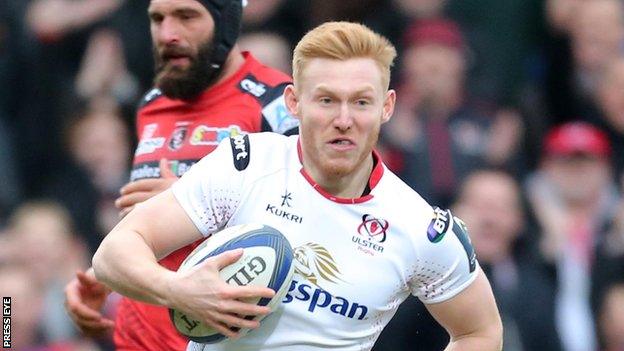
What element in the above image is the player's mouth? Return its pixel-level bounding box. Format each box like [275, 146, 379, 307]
[328, 138, 356, 151]
[164, 54, 191, 66]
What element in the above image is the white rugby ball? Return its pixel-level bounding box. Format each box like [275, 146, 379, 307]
[169, 223, 294, 343]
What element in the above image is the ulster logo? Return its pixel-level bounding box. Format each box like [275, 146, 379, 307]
[357, 214, 389, 243]
[352, 214, 389, 255]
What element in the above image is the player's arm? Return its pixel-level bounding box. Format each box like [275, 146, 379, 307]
[94, 139, 274, 337]
[426, 269, 502, 351]
[413, 207, 502, 350]
[93, 189, 274, 337]
[93, 189, 201, 305]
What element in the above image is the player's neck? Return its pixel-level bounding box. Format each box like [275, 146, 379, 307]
[211, 47, 245, 87]
[306, 155, 374, 199]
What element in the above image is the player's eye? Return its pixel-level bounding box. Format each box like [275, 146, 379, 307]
[176, 10, 200, 21]
[319, 97, 332, 105]
[149, 13, 164, 24]
[355, 99, 371, 107]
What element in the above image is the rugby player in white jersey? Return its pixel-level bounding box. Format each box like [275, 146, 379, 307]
[92, 21, 503, 350]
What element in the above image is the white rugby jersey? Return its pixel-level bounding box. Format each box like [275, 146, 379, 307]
[171, 133, 479, 351]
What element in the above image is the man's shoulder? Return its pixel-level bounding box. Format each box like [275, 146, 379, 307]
[236, 54, 291, 107]
[137, 88, 165, 110]
[234, 58, 299, 135]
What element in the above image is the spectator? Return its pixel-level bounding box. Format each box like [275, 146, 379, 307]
[386, 0, 448, 73]
[12, 0, 127, 200]
[43, 99, 131, 254]
[74, 29, 140, 108]
[381, 19, 523, 206]
[5, 200, 93, 347]
[526, 122, 621, 351]
[545, 0, 624, 122]
[108, 0, 152, 97]
[65, 100, 131, 234]
[454, 169, 562, 351]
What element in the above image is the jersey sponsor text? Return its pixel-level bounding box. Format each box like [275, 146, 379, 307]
[282, 280, 368, 320]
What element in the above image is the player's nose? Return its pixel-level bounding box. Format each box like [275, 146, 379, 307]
[333, 103, 352, 131]
[155, 17, 182, 45]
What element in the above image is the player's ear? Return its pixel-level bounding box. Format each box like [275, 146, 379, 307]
[284, 84, 300, 120]
[381, 89, 396, 124]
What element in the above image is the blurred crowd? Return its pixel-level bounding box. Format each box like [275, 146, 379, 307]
[0, 0, 623, 350]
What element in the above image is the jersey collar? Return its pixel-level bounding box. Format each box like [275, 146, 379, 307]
[296, 138, 384, 204]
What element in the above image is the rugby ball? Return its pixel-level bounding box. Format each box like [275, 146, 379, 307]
[169, 223, 294, 343]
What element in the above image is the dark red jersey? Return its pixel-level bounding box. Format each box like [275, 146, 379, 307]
[113, 52, 298, 351]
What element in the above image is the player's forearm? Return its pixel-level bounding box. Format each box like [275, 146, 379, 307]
[92, 228, 174, 307]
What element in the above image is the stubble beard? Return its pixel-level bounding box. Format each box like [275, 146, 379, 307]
[306, 125, 380, 180]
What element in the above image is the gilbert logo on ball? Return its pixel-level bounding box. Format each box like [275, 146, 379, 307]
[169, 223, 294, 343]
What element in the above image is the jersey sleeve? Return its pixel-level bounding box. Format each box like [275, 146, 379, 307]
[409, 207, 479, 304]
[260, 82, 299, 135]
[171, 135, 252, 237]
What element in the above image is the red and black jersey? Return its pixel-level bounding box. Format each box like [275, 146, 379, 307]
[114, 52, 299, 351]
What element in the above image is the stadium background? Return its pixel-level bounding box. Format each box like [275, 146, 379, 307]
[0, 0, 623, 350]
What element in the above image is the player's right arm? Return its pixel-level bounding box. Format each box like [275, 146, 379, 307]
[93, 189, 274, 338]
[92, 139, 275, 337]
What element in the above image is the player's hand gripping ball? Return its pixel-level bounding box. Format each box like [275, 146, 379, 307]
[169, 223, 294, 343]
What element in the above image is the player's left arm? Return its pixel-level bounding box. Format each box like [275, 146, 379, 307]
[426, 269, 502, 351]
[413, 207, 502, 350]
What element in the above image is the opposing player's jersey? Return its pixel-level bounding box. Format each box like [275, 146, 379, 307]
[172, 133, 479, 351]
[114, 53, 299, 351]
